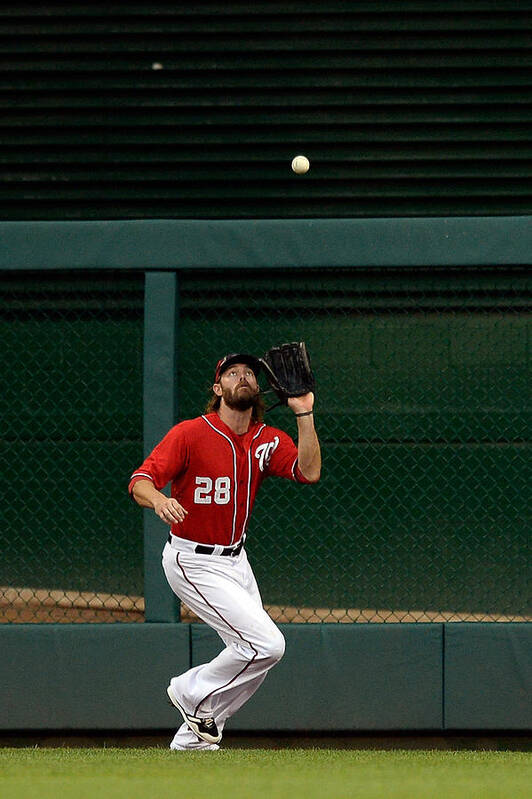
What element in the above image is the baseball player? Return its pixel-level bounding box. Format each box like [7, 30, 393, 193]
[129, 352, 321, 750]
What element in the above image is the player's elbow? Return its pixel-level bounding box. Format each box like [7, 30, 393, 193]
[130, 478, 153, 506]
[130, 482, 141, 503]
[301, 466, 321, 483]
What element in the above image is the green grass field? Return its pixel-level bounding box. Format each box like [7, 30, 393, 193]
[0, 748, 530, 799]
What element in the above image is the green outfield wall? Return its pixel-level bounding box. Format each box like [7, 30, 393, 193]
[2, 0, 531, 735]
[1, 623, 530, 730]
[1, 218, 530, 731]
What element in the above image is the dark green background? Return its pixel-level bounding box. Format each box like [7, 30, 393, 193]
[0, 0, 530, 733]
[1, 268, 529, 617]
[176, 268, 530, 617]
[2, 267, 529, 618]
[1, 1, 532, 219]
[0, 273, 145, 597]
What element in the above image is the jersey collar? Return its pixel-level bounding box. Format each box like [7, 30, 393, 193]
[203, 412, 264, 443]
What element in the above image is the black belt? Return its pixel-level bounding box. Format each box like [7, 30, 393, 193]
[168, 534, 244, 558]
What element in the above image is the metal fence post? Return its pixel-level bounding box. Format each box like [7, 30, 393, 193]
[143, 271, 180, 622]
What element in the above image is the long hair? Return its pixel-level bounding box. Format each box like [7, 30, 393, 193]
[205, 391, 265, 422]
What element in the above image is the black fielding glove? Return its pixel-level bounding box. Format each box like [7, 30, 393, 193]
[260, 342, 315, 405]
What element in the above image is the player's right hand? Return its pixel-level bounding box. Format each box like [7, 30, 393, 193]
[154, 497, 188, 525]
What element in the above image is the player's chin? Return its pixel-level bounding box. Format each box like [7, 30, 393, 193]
[232, 398, 255, 411]
[227, 389, 258, 411]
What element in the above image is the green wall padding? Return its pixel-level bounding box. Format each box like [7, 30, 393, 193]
[191, 623, 443, 730]
[2, 218, 532, 270]
[0, 624, 190, 729]
[444, 623, 532, 729]
[2, 622, 530, 731]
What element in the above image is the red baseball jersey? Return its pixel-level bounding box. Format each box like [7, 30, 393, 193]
[128, 412, 311, 546]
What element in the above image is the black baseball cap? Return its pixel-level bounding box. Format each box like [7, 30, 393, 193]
[214, 353, 261, 382]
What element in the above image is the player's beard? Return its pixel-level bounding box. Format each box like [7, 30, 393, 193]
[222, 383, 260, 412]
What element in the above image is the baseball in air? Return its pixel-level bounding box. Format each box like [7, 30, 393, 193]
[291, 155, 310, 174]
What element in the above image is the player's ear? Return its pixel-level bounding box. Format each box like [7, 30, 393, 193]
[212, 382, 222, 397]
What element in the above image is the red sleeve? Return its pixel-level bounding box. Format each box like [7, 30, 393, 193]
[265, 427, 313, 484]
[128, 423, 189, 494]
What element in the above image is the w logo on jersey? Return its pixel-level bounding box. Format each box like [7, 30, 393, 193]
[255, 437, 279, 472]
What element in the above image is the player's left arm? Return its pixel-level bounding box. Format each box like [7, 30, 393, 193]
[287, 391, 321, 483]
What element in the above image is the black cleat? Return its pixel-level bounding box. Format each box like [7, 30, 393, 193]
[167, 684, 221, 745]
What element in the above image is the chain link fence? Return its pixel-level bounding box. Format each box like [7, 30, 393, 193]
[2, 266, 530, 624]
[177, 267, 531, 624]
[1, 272, 145, 622]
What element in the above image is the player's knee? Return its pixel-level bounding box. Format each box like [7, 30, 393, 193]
[263, 628, 285, 664]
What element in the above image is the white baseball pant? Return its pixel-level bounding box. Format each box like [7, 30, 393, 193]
[162, 537, 285, 750]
